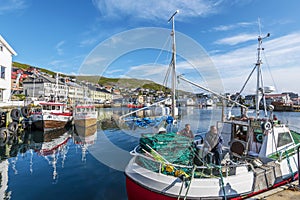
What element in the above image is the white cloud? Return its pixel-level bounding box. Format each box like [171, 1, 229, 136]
[214, 33, 257, 45]
[212, 32, 300, 94]
[0, 0, 27, 15]
[92, 0, 223, 21]
[213, 21, 256, 31]
[105, 69, 124, 75]
[55, 41, 65, 56]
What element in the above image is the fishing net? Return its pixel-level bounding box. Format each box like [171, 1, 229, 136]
[139, 132, 195, 166]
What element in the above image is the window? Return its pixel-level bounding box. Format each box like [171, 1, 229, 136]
[277, 132, 293, 148]
[0, 89, 3, 102]
[0, 45, 3, 51]
[0, 66, 5, 79]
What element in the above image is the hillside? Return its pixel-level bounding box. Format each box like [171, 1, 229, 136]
[12, 62, 166, 90]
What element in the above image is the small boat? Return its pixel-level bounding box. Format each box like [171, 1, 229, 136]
[73, 103, 98, 135]
[125, 13, 300, 200]
[29, 101, 73, 132]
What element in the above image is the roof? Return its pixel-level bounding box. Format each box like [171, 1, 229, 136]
[0, 35, 17, 56]
[265, 94, 288, 98]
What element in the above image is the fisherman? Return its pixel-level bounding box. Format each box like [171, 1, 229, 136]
[177, 124, 194, 138]
[203, 125, 223, 165]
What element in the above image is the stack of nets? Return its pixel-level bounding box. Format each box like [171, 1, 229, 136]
[140, 132, 195, 166]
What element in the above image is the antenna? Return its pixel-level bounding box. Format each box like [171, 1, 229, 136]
[168, 10, 179, 22]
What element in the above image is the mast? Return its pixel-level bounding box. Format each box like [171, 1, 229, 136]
[255, 32, 270, 118]
[55, 73, 59, 102]
[168, 10, 179, 118]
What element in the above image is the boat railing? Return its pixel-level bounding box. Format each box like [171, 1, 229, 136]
[130, 145, 251, 178]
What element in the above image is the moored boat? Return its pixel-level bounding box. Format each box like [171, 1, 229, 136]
[29, 101, 73, 132]
[125, 13, 300, 200]
[73, 103, 97, 135]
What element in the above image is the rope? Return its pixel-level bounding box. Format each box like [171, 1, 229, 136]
[183, 165, 196, 200]
[177, 179, 185, 200]
[285, 149, 294, 181]
[219, 166, 227, 200]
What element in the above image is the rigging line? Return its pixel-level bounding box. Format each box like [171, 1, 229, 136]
[161, 60, 172, 91]
[229, 64, 257, 111]
[153, 35, 172, 66]
[262, 50, 278, 92]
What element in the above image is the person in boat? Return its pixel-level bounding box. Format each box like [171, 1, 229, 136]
[177, 124, 194, 138]
[203, 125, 223, 165]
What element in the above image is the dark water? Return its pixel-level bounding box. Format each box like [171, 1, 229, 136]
[1, 107, 299, 200]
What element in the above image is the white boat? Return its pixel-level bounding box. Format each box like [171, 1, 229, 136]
[73, 103, 97, 135]
[30, 101, 73, 132]
[125, 14, 300, 200]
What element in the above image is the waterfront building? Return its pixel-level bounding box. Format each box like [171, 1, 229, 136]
[87, 85, 112, 104]
[23, 74, 69, 101]
[0, 35, 17, 102]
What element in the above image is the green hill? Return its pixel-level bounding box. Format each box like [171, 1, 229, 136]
[12, 62, 166, 90]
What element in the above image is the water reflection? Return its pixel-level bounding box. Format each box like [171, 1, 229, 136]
[0, 107, 299, 200]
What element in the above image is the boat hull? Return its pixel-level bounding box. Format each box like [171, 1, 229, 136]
[75, 123, 97, 137]
[31, 113, 72, 131]
[126, 176, 176, 200]
[74, 118, 97, 128]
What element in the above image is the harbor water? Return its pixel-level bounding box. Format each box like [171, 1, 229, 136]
[1, 107, 300, 200]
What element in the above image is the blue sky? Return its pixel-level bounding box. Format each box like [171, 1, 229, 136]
[1, 0, 300, 94]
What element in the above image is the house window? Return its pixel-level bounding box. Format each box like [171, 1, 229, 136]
[0, 45, 3, 51]
[0, 89, 3, 102]
[0, 66, 5, 79]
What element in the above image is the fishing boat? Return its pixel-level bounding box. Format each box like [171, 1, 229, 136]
[73, 103, 98, 135]
[125, 13, 300, 199]
[29, 101, 73, 132]
[29, 73, 73, 132]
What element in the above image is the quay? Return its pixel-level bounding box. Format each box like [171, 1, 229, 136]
[249, 180, 300, 199]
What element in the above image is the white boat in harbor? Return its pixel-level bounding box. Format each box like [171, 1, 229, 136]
[30, 101, 73, 132]
[73, 103, 97, 136]
[125, 13, 300, 200]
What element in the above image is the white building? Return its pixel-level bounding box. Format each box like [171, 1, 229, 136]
[0, 35, 17, 102]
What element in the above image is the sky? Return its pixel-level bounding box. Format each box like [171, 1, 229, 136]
[1, 0, 300, 95]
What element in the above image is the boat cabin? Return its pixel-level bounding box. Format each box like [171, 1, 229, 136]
[39, 102, 70, 114]
[217, 118, 296, 162]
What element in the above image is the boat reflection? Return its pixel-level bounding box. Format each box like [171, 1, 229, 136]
[30, 128, 72, 181]
[73, 125, 97, 162]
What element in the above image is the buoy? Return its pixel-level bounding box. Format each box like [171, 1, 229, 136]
[0, 127, 10, 146]
[263, 122, 272, 131]
[10, 109, 21, 122]
[8, 121, 19, 134]
[256, 133, 263, 142]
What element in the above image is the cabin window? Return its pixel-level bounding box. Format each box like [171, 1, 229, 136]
[233, 124, 248, 141]
[43, 105, 51, 110]
[277, 132, 293, 148]
[56, 106, 60, 110]
[52, 106, 55, 110]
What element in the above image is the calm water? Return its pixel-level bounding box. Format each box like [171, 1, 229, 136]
[1, 107, 300, 200]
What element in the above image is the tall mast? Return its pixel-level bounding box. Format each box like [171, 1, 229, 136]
[168, 10, 179, 118]
[255, 32, 270, 118]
